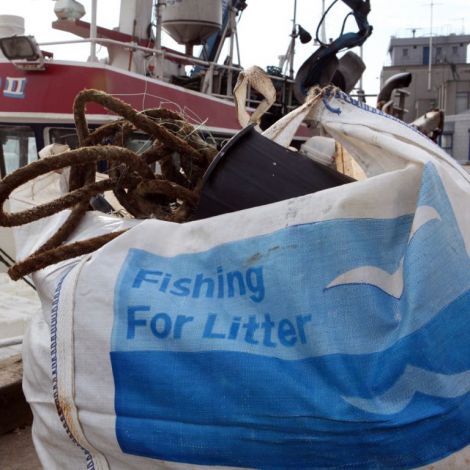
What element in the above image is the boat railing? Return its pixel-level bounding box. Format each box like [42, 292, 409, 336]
[0, 336, 23, 349]
[37, 38, 298, 112]
[0, 247, 35, 290]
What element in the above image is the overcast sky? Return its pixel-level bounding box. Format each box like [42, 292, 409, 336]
[1, 0, 470, 96]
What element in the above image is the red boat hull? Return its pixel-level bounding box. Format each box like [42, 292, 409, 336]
[0, 60, 312, 139]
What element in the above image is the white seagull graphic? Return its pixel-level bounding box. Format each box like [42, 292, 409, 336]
[326, 206, 441, 299]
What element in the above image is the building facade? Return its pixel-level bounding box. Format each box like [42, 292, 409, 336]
[381, 34, 470, 163]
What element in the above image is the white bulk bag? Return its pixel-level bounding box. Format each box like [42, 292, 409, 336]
[14, 91, 470, 469]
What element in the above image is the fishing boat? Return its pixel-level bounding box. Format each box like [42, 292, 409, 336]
[0, 0, 370, 444]
[0, 0, 323, 273]
[0, 0, 374, 365]
[0, 0, 315, 171]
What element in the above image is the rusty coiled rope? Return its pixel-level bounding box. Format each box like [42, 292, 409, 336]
[0, 89, 217, 280]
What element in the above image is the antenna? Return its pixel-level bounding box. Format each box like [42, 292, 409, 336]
[428, 1, 434, 91]
[424, 1, 442, 91]
[451, 17, 465, 34]
[405, 27, 424, 38]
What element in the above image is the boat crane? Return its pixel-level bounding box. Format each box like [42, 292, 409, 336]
[294, 0, 373, 102]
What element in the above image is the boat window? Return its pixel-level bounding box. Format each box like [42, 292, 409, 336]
[49, 128, 155, 154]
[126, 134, 153, 154]
[49, 127, 161, 173]
[48, 128, 224, 173]
[48, 128, 80, 149]
[126, 133, 160, 173]
[0, 125, 37, 177]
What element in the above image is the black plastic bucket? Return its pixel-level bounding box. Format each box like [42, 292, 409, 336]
[192, 124, 355, 220]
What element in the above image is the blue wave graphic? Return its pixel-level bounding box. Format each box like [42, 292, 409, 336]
[111, 163, 470, 468]
[343, 365, 470, 415]
[326, 206, 442, 299]
[112, 289, 470, 468]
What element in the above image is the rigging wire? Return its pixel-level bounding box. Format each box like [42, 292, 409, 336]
[316, 0, 360, 49]
[315, 0, 340, 46]
[340, 11, 354, 36]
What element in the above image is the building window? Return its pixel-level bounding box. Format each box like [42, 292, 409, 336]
[423, 46, 430, 65]
[440, 132, 453, 155]
[452, 46, 459, 55]
[456, 92, 470, 114]
[402, 48, 408, 57]
[468, 130, 470, 162]
[436, 47, 442, 55]
[49, 127, 79, 149]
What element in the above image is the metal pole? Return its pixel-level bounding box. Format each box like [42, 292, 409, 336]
[0, 336, 22, 349]
[428, 1, 434, 91]
[359, 45, 364, 90]
[90, 0, 98, 62]
[321, 0, 327, 43]
[212, 14, 231, 64]
[155, 0, 164, 80]
[234, 23, 241, 65]
[227, 4, 235, 96]
[289, 0, 297, 79]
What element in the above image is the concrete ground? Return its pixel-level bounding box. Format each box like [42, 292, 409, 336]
[0, 273, 40, 344]
[0, 352, 39, 469]
[0, 273, 41, 469]
[0, 426, 41, 469]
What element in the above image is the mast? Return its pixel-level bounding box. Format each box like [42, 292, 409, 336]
[289, 0, 298, 79]
[89, 0, 98, 62]
[321, 0, 327, 43]
[359, 45, 364, 90]
[427, 0, 434, 91]
[155, 0, 164, 80]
